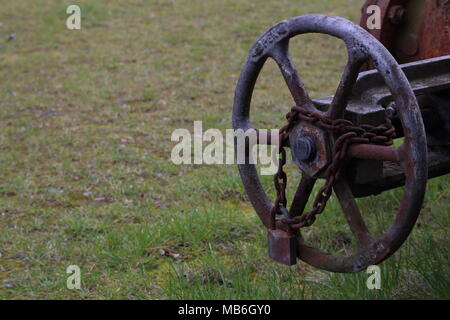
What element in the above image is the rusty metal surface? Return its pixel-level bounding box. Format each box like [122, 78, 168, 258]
[232, 14, 428, 273]
[360, 0, 450, 64]
[360, 0, 409, 60]
[268, 229, 297, 266]
[418, 0, 450, 61]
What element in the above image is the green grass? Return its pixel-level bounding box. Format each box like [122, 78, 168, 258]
[0, 0, 449, 299]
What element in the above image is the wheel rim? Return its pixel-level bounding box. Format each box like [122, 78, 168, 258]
[232, 14, 428, 273]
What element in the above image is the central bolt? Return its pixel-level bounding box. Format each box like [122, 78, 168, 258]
[293, 135, 316, 162]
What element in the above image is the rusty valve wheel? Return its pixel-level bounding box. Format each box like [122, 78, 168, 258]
[232, 15, 428, 273]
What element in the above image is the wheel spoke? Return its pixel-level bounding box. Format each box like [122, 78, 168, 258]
[289, 175, 317, 217]
[348, 144, 404, 164]
[327, 57, 365, 119]
[270, 41, 315, 111]
[333, 178, 373, 247]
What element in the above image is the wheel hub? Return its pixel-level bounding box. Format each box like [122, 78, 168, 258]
[289, 121, 331, 178]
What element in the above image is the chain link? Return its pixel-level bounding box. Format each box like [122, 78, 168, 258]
[272, 106, 396, 231]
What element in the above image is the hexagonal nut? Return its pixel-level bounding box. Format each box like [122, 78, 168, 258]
[289, 121, 331, 178]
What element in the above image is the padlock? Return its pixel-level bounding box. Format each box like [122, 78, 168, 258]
[268, 206, 297, 266]
[268, 228, 297, 266]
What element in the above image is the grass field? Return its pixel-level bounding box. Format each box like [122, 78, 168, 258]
[0, 0, 448, 299]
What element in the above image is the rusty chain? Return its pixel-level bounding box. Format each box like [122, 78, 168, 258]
[272, 106, 396, 231]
